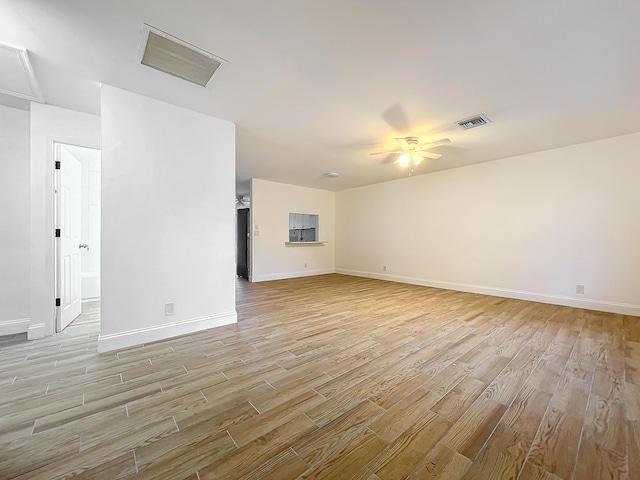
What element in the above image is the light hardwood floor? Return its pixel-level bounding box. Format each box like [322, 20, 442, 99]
[1, 274, 638, 479]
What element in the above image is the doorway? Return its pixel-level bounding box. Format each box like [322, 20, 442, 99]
[236, 208, 250, 280]
[54, 143, 101, 332]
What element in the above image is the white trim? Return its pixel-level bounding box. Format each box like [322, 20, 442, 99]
[97, 311, 238, 352]
[27, 323, 46, 340]
[0, 318, 30, 336]
[251, 268, 335, 283]
[336, 269, 640, 316]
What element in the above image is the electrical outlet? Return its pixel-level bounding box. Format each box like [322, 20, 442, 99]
[383, 265, 387, 272]
[304, 262, 307, 268]
[165, 302, 175, 316]
[576, 284, 585, 295]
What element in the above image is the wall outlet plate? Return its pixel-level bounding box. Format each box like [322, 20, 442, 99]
[576, 285, 585, 294]
[165, 302, 175, 315]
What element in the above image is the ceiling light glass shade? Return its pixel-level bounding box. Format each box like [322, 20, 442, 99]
[397, 154, 410, 167]
[412, 155, 423, 165]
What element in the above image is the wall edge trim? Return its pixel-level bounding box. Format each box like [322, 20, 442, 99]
[27, 322, 46, 340]
[97, 311, 237, 353]
[335, 269, 640, 316]
[0, 318, 30, 336]
[251, 268, 336, 283]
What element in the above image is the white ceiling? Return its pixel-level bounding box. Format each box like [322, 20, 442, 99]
[2, 1, 639, 195]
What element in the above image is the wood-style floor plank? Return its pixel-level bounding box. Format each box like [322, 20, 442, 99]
[296, 427, 387, 480]
[527, 407, 584, 479]
[368, 410, 451, 479]
[406, 443, 471, 479]
[292, 399, 385, 466]
[0, 275, 638, 479]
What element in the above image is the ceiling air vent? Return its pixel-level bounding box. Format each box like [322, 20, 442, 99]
[138, 24, 228, 88]
[0, 42, 43, 102]
[456, 114, 491, 130]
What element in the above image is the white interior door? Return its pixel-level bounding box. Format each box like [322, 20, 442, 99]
[57, 145, 82, 331]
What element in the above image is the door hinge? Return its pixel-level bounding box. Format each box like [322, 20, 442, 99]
[55, 298, 61, 307]
[55, 161, 61, 170]
[55, 228, 61, 237]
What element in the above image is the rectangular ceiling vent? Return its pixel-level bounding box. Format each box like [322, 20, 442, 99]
[138, 24, 228, 88]
[456, 114, 491, 130]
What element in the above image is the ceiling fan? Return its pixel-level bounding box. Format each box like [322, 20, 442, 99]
[370, 136, 451, 167]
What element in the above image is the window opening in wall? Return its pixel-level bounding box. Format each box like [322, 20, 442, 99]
[288, 213, 318, 242]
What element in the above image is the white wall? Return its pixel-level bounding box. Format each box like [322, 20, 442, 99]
[0, 105, 31, 335]
[251, 179, 335, 282]
[336, 132, 640, 316]
[99, 85, 236, 352]
[30, 103, 101, 338]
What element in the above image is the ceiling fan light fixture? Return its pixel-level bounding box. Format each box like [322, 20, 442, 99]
[373, 136, 450, 169]
[397, 154, 410, 167]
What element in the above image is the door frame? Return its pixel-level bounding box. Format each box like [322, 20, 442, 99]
[28, 109, 100, 340]
[236, 208, 250, 279]
[52, 140, 101, 333]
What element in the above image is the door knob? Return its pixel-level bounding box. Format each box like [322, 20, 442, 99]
[79, 243, 89, 251]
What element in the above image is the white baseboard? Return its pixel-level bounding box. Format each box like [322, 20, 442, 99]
[0, 318, 30, 336]
[27, 323, 46, 340]
[336, 269, 640, 316]
[97, 311, 238, 353]
[251, 268, 335, 283]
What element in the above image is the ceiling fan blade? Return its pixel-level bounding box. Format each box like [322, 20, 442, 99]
[414, 151, 442, 160]
[370, 150, 403, 156]
[381, 104, 411, 133]
[416, 138, 451, 149]
[381, 153, 396, 164]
